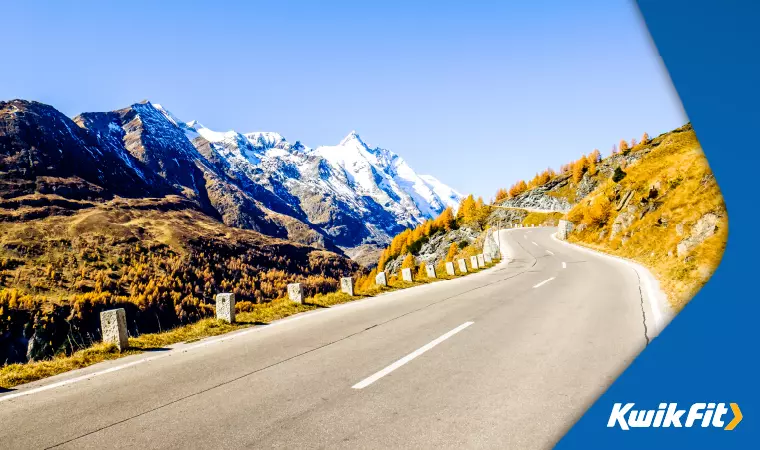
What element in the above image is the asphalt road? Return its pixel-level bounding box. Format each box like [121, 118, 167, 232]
[0, 227, 660, 449]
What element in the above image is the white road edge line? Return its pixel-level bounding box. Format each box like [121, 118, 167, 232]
[562, 261, 567, 269]
[352, 321, 474, 390]
[546, 250, 554, 255]
[533, 277, 555, 288]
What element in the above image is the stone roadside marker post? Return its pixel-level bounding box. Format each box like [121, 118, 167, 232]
[425, 264, 437, 279]
[100, 308, 128, 351]
[470, 255, 479, 270]
[375, 271, 388, 286]
[477, 254, 486, 267]
[458, 258, 468, 273]
[288, 283, 304, 304]
[401, 267, 414, 282]
[558, 219, 574, 240]
[445, 261, 456, 276]
[484, 253, 493, 264]
[215, 293, 235, 323]
[341, 277, 354, 296]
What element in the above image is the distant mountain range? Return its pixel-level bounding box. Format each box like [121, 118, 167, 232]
[0, 99, 462, 255]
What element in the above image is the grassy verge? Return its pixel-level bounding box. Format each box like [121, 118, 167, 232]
[0, 260, 498, 389]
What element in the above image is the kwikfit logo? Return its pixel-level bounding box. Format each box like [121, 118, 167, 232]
[608, 403, 742, 430]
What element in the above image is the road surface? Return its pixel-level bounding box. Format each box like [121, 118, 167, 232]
[0, 227, 661, 449]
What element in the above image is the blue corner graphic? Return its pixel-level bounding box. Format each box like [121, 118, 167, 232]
[557, 1, 759, 448]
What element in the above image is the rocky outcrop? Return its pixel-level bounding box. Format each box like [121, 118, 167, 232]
[498, 176, 572, 212]
[575, 173, 599, 200]
[677, 213, 720, 256]
[610, 204, 638, 240]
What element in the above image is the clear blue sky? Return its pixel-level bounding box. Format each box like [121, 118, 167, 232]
[2, 0, 686, 198]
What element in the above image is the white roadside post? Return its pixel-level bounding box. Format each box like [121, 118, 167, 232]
[470, 255, 479, 270]
[340, 277, 355, 296]
[215, 293, 235, 323]
[100, 308, 129, 351]
[401, 267, 414, 282]
[558, 219, 574, 240]
[287, 283, 304, 304]
[425, 264, 437, 279]
[445, 261, 456, 276]
[477, 254, 486, 267]
[375, 271, 388, 286]
[457, 258, 468, 273]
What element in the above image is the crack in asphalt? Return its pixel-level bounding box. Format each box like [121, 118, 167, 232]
[632, 269, 651, 347]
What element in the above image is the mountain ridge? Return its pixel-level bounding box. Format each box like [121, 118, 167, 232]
[1, 98, 463, 255]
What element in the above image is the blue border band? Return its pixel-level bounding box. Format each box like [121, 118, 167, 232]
[557, 1, 759, 447]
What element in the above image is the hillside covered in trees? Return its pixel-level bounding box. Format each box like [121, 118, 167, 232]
[562, 125, 726, 310]
[373, 123, 726, 312]
[352, 193, 496, 292]
[0, 196, 359, 365]
[492, 123, 725, 310]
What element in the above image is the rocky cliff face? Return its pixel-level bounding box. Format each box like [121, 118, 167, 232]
[498, 176, 574, 212]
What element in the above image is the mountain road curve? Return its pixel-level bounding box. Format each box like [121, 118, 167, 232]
[0, 227, 660, 449]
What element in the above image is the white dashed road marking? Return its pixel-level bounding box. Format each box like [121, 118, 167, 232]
[352, 322, 474, 389]
[533, 277, 555, 288]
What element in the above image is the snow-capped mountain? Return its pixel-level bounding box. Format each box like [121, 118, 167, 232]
[310, 131, 461, 220]
[0, 98, 462, 256]
[152, 104, 463, 247]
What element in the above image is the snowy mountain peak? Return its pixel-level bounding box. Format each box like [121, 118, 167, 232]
[339, 130, 365, 147]
[244, 132, 288, 149]
[114, 102, 463, 245]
